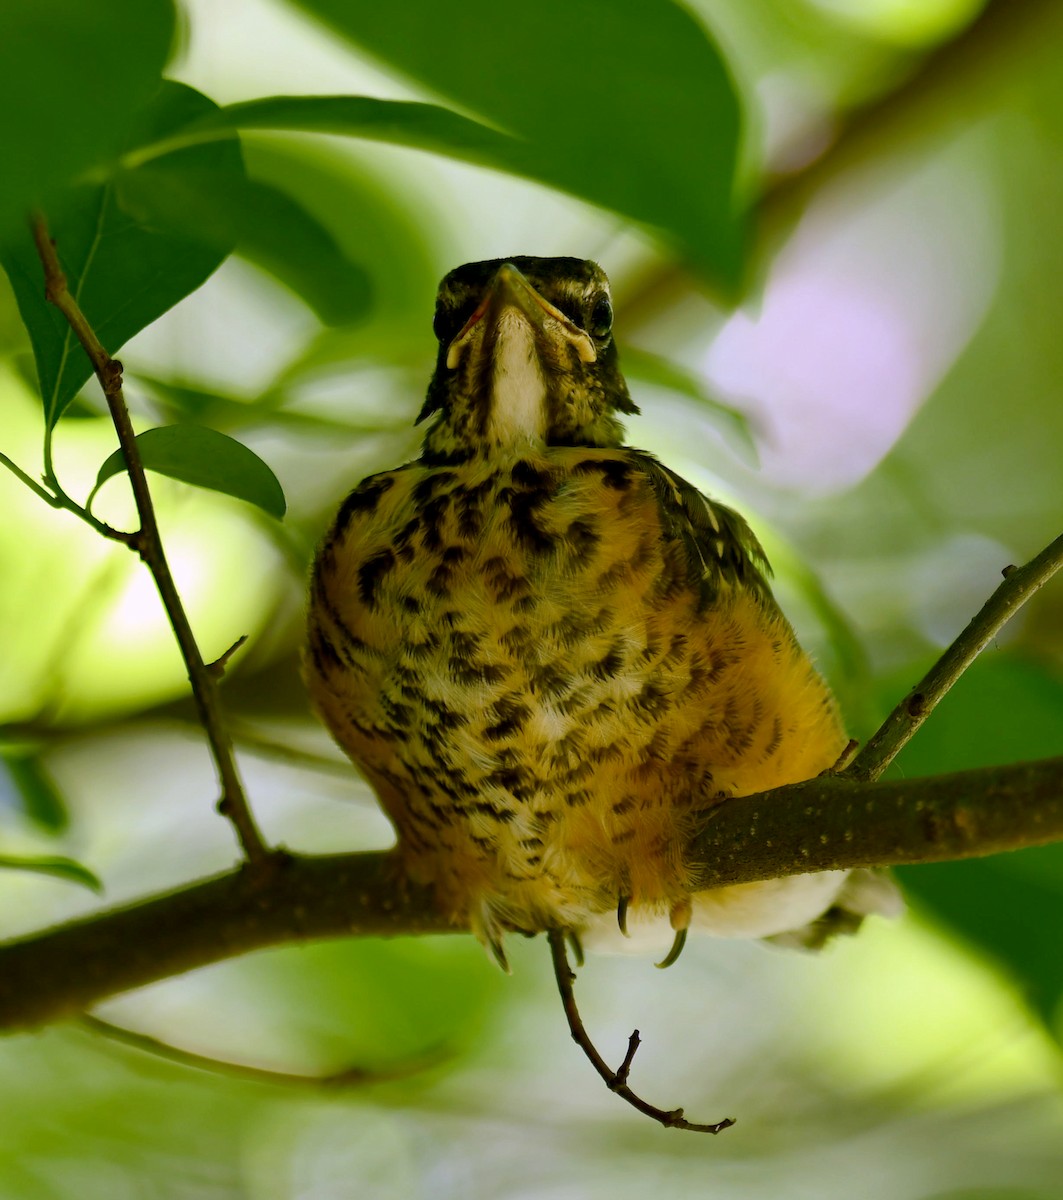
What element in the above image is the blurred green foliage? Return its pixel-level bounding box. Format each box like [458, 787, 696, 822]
[894, 655, 1063, 1028]
[0, 0, 1062, 1195]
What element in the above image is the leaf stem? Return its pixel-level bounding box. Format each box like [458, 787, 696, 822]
[30, 213, 272, 868]
[0, 451, 61, 506]
[0, 448, 137, 543]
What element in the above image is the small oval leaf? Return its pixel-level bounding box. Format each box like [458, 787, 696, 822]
[0, 854, 102, 893]
[93, 426, 287, 519]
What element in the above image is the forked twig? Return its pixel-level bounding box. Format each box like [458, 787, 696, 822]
[30, 214, 272, 868]
[546, 930, 735, 1134]
[845, 533, 1063, 783]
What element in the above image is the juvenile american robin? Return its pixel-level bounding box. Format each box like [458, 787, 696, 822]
[305, 257, 898, 970]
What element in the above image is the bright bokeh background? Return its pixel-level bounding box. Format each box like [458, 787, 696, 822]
[1, 1, 1062, 1197]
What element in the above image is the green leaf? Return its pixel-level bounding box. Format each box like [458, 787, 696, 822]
[891, 654, 1063, 1031]
[92, 426, 287, 520]
[140, 20, 743, 285]
[0, 854, 101, 893]
[0, 0, 175, 242]
[285, 0, 745, 282]
[158, 5, 743, 282]
[241, 137, 439, 331]
[171, 95, 521, 172]
[114, 167, 372, 326]
[0, 81, 243, 428]
[239, 137, 446, 388]
[0, 748, 67, 833]
[221, 936, 503, 1067]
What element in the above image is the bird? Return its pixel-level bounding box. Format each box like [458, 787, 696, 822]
[305, 256, 898, 971]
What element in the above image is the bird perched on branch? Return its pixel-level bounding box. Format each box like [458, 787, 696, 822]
[306, 256, 897, 971]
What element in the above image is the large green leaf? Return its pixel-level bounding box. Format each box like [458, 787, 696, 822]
[134, 7, 743, 281]
[114, 167, 372, 326]
[168, 95, 520, 171]
[0, 0, 175, 242]
[287, 0, 744, 280]
[0, 82, 242, 428]
[892, 654, 1063, 1031]
[91, 426, 287, 520]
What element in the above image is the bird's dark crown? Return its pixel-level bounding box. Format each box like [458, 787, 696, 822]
[418, 256, 638, 465]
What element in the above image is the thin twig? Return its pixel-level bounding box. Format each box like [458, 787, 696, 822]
[206, 634, 249, 678]
[0, 448, 135, 543]
[79, 1013, 450, 1088]
[0, 450, 63, 505]
[30, 214, 272, 868]
[546, 930, 735, 1133]
[845, 533, 1063, 782]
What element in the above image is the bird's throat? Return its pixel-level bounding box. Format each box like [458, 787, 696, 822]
[487, 310, 547, 448]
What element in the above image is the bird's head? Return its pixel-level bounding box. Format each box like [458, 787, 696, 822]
[417, 256, 638, 463]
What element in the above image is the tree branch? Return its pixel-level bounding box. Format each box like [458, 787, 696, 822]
[1, 755, 1060, 1035]
[30, 214, 272, 868]
[688, 755, 1063, 890]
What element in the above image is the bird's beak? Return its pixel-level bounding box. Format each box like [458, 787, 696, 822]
[446, 262, 597, 370]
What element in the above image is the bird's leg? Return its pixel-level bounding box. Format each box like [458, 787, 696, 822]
[565, 929, 585, 968]
[472, 899, 511, 973]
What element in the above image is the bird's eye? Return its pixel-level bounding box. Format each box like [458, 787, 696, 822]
[588, 294, 613, 339]
[432, 303, 451, 342]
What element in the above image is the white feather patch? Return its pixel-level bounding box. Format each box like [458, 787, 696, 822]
[489, 309, 547, 445]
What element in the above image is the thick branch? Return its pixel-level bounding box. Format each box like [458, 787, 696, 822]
[687, 755, 1063, 889]
[0, 851, 443, 1032]
[1, 756, 1059, 1034]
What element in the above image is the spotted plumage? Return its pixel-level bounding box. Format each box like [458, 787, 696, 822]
[306, 257, 897, 968]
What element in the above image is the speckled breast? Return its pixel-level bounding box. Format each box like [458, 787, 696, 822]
[305, 448, 844, 937]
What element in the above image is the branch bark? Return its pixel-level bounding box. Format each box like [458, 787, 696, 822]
[1, 755, 1060, 1035]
